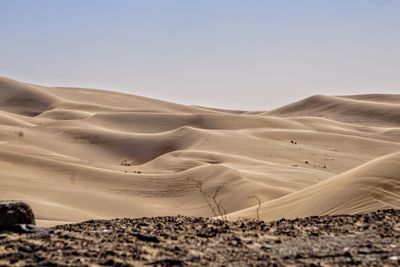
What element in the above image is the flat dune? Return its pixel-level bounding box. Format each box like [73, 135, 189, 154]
[0, 76, 399, 226]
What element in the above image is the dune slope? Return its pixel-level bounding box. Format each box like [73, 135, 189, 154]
[231, 152, 400, 220]
[0, 76, 399, 225]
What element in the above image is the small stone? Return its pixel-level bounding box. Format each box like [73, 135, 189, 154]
[132, 232, 160, 243]
[0, 200, 35, 230]
[187, 249, 204, 260]
[149, 259, 183, 266]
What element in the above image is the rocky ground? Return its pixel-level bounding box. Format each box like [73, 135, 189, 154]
[0, 209, 399, 266]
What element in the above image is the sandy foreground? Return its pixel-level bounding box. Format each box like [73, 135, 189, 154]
[0, 76, 399, 226]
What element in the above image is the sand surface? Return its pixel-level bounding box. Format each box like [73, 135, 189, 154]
[0, 77, 399, 225]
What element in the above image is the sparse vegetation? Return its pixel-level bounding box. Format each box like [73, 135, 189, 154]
[189, 178, 264, 221]
[248, 195, 261, 220]
[188, 178, 227, 220]
[121, 160, 134, 166]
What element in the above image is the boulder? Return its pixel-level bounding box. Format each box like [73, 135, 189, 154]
[0, 200, 35, 230]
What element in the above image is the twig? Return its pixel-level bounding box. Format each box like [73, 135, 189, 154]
[248, 195, 261, 220]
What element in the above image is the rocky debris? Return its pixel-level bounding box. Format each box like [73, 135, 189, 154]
[0, 209, 399, 266]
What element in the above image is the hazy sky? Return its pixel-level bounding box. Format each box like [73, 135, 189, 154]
[0, 0, 399, 110]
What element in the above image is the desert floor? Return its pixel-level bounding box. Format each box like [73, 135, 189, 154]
[0, 209, 399, 266]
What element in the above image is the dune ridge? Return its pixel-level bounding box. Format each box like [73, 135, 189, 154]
[0, 76, 399, 225]
[267, 95, 400, 126]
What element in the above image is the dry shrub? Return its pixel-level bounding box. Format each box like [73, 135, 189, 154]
[188, 178, 227, 220]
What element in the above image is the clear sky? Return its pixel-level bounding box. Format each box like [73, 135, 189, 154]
[0, 0, 399, 110]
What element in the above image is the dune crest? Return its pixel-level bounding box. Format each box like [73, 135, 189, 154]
[0, 77, 61, 117]
[267, 94, 400, 126]
[0, 77, 399, 225]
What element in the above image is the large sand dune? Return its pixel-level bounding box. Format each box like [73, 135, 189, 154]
[0, 76, 399, 225]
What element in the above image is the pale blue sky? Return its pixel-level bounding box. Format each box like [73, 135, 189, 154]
[0, 0, 399, 109]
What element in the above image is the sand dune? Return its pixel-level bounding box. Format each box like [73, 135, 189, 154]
[267, 95, 400, 126]
[232, 152, 400, 220]
[0, 78, 61, 116]
[0, 76, 399, 225]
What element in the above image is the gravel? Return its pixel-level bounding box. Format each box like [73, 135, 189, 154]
[0, 209, 399, 266]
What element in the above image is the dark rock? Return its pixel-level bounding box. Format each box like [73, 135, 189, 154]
[132, 232, 160, 243]
[147, 258, 184, 266]
[0, 200, 35, 230]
